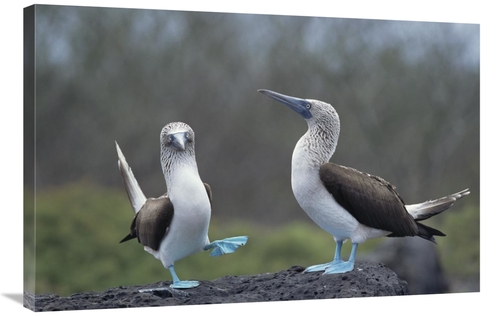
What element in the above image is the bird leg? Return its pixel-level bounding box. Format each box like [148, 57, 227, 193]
[166, 265, 200, 289]
[138, 264, 200, 292]
[304, 239, 344, 273]
[204, 236, 249, 257]
[324, 243, 358, 274]
[137, 265, 199, 295]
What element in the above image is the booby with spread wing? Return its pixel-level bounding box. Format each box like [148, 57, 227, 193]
[116, 122, 248, 289]
[258, 89, 469, 274]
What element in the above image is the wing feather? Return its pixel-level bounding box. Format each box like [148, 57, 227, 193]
[131, 196, 174, 251]
[319, 163, 418, 237]
[204, 183, 213, 206]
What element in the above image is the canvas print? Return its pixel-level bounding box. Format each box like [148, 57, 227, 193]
[23, 4, 479, 312]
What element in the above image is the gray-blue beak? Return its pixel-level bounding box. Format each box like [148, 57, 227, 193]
[258, 89, 313, 119]
[168, 132, 188, 151]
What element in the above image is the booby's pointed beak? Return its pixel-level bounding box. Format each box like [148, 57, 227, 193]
[258, 89, 313, 119]
[168, 132, 188, 151]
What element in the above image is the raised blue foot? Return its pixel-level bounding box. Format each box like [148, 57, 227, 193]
[204, 236, 248, 257]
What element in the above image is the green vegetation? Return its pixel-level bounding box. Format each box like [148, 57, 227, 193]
[28, 181, 478, 296]
[439, 201, 480, 279]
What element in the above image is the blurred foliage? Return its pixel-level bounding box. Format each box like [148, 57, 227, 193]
[30, 182, 477, 296]
[439, 201, 480, 279]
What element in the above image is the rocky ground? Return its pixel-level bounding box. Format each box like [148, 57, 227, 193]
[24, 262, 409, 312]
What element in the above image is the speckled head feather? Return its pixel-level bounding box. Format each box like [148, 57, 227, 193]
[160, 122, 196, 176]
[300, 99, 341, 166]
[258, 89, 341, 166]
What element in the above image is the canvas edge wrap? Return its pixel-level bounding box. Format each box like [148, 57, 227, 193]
[24, 4, 36, 312]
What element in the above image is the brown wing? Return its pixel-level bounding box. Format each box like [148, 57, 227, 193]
[120, 183, 209, 249]
[319, 163, 419, 237]
[204, 183, 213, 206]
[123, 195, 174, 251]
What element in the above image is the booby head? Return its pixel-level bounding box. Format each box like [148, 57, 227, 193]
[259, 89, 340, 164]
[161, 122, 195, 152]
[160, 122, 198, 178]
[258, 89, 339, 125]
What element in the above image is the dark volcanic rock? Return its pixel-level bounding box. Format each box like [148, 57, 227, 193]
[25, 262, 409, 312]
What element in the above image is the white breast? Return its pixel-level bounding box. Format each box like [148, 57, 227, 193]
[290, 138, 360, 241]
[157, 166, 211, 267]
[292, 164, 359, 240]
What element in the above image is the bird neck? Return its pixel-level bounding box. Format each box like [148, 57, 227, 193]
[161, 149, 199, 189]
[292, 122, 339, 170]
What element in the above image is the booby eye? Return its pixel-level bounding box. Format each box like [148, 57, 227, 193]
[185, 132, 193, 142]
[306, 103, 312, 109]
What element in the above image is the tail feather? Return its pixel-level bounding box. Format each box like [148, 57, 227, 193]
[115, 141, 147, 214]
[406, 188, 470, 221]
[417, 222, 446, 244]
[119, 233, 137, 244]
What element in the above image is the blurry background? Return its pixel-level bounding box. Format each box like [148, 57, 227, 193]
[25, 5, 479, 297]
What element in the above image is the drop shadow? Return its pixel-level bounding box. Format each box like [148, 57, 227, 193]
[2, 293, 24, 305]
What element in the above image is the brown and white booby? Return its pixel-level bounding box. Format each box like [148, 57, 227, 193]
[258, 89, 469, 274]
[116, 122, 248, 289]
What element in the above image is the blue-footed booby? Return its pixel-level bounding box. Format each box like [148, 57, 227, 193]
[116, 122, 248, 289]
[258, 89, 469, 274]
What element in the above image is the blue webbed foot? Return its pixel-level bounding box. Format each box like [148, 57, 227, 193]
[304, 239, 344, 273]
[165, 265, 199, 289]
[305, 241, 358, 274]
[304, 256, 345, 273]
[170, 280, 200, 289]
[204, 236, 248, 257]
[304, 262, 334, 273]
[323, 261, 355, 274]
[323, 243, 358, 274]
